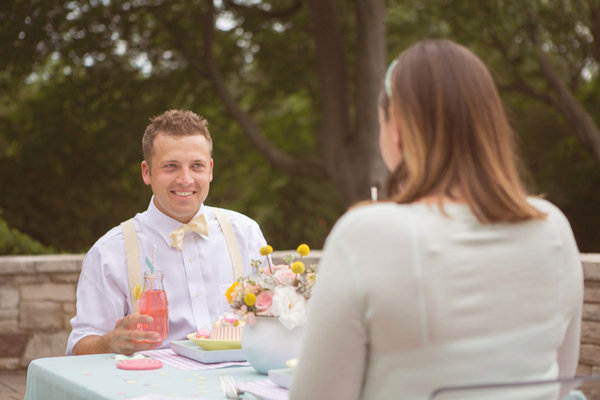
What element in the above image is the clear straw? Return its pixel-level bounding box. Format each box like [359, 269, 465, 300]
[152, 244, 156, 268]
[371, 186, 378, 202]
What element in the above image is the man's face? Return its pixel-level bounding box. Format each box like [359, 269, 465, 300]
[141, 133, 213, 223]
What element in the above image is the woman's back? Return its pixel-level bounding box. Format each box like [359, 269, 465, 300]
[290, 198, 582, 399]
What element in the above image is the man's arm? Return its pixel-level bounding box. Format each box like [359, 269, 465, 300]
[73, 314, 162, 355]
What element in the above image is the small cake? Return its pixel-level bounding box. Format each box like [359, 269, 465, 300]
[210, 313, 244, 341]
[195, 328, 210, 339]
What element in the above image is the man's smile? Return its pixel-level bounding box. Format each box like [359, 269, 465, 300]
[173, 191, 195, 197]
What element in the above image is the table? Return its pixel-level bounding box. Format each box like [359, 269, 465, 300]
[25, 349, 285, 400]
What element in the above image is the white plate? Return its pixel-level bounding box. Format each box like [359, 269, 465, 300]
[170, 340, 246, 363]
[268, 368, 294, 389]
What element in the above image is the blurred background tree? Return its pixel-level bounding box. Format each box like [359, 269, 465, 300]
[0, 0, 598, 254]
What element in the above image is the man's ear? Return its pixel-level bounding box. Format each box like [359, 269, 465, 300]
[141, 160, 151, 185]
[209, 159, 214, 183]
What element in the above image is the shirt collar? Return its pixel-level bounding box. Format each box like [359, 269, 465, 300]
[146, 196, 208, 246]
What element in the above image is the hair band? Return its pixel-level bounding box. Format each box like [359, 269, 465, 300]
[385, 59, 398, 97]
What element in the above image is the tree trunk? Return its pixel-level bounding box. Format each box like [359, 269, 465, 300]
[355, 0, 388, 197]
[307, 0, 387, 205]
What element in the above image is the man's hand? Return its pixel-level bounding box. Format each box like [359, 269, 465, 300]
[73, 314, 163, 355]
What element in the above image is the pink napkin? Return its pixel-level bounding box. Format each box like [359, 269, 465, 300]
[238, 379, 289, 400]
[141, 349, 249, 371]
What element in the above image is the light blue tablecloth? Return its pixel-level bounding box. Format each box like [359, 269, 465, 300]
[25, 353, 265, 400]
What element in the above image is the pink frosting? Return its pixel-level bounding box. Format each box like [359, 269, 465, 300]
[214, 312, 242, 327]
[224, 313, 237, 324]
[195, 328, 210, 338]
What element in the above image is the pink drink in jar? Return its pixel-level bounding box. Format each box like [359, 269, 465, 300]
[137, 270, 168, 341]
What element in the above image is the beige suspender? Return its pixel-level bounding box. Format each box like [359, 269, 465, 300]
[212, 207, 243, 281]
[121, 208, 243, 314]
[120, 219, 141, 314]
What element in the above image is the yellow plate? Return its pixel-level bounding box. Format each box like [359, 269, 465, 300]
[186, 333, 241, 351]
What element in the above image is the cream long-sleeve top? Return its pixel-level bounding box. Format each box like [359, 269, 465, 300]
[290, 198, 582, 400]
[66, 198, 266, 355]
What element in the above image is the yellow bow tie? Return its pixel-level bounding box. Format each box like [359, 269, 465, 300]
[169, 215, 209, 250]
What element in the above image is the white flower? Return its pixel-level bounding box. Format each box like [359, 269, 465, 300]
[270, 286, 307, 330]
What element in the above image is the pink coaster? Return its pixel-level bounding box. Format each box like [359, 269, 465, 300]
[117, 358, 163, 370]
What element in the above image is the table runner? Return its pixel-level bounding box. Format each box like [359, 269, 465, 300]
[238, 379, 289, 400]
[142, 348, 250, 371]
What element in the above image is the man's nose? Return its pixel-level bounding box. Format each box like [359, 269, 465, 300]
[177, 168, 194, 185]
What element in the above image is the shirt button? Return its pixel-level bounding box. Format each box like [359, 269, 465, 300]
[188, 258, 194, 263]
[195, 292, 201, 297]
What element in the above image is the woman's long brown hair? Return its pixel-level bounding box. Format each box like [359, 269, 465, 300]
[382, 39, 545, 223]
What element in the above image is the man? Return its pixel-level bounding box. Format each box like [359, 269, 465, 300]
[67, 110, 266, 355]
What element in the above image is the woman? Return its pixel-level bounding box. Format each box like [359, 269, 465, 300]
[289, 40, 583, 399]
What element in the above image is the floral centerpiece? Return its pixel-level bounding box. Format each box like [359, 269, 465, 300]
[225, 244, 318, 330]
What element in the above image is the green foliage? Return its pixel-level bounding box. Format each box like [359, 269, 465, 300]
[0, 0, 599, 254]
[0, 0, 344, 254]
[0, 63, 168, 252]
[0, 210, 55, 255]
[385, 0, 600, 252]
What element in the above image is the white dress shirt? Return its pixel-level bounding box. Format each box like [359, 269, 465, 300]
[290, 198, 582, 400]
[66, 198, 266, 355]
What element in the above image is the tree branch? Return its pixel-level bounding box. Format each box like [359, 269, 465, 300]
[488, 30, 555, 106]
[201, 0, 325, 178]
[526, 10, 600, 161]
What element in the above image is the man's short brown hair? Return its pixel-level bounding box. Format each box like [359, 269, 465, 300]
[142, 110, 212, 165]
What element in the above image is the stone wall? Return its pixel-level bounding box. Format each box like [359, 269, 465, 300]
[578, 254, 600, 375]
[0, 254, 81, 370]
[1, 252, 599, 372]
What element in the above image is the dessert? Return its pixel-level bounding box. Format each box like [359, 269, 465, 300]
[209, 312, 244, 341]
[195, 328, 210, 339]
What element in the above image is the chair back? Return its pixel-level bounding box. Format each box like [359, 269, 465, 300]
[429, 375, 600, 400]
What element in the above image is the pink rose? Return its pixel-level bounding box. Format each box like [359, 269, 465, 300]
[274, 268, 296, 286]
[261, 264, 287, 276]
[242, 312, 256, 325]
[244, 282, 258, 292]
[255, 291, 273, 312]
[272, 264, 288, 271]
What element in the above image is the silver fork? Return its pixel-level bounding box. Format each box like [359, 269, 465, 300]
[220, 375, 244, 399]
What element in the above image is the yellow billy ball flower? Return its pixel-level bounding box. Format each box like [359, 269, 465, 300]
[244, 292, 257, 306]
[291, 261, 305, 275]
[134, 283, 142, 300]
[260, 245, 274, 256]
[297, 244, 310, 257]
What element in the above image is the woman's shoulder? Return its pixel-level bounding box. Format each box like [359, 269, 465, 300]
[330, 202, 411, 236]
[342, 201, 406, 220]
[527, 197, 569, 222]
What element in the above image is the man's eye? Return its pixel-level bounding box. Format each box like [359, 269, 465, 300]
[193, 163, 204, 168]
[164, 164, 176, 169]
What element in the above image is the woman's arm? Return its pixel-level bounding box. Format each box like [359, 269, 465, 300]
[289, 238, 368, 400]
